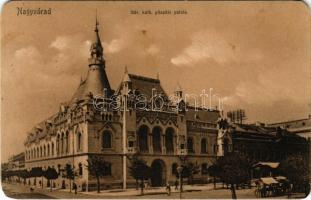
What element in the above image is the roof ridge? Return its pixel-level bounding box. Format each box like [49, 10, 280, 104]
[128, 73, 160, 83]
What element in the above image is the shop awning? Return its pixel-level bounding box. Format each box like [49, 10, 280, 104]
[274, 176, 287, 181]
[260, 177, 278, 185]
[274, 176, 288, 182]
[253, 162, 280, 169]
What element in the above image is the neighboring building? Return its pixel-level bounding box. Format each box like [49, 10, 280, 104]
[217, 119, 309, 163]
[268, 115, 311, 140]
[1, 153, 25, 182]
[267, 115, 311, 180]
[7, 152, 25, 171]
[23, 21, 220, 191]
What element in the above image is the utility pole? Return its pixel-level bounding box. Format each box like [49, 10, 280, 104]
[209, 88, 213, 110]
[71, 123, 75, 193]
[122, 82, 127, 189]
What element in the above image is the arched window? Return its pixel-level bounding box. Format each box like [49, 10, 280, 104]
[66, 132, 69, 153]
[201, 138, 207, 154]
[172, 163, 178, 175]
[47, 144, 50, 156]
[61, 133, 64, 154]
[37, 147, 39, 158]
[223, 138, 229, 155]
[165, 128, 174, 153]
[40, 146, 42, 157]
[102, 131, 112, 149]
[152, 127, 162, 153]
[57, 164, 61, 173]
[77, 132, 82, 151]
[79, 163, 83, 175]
[201, 163, 208, 175]
[44, 145, 46, 157]
[51, 142, 54, 156]
[137, 126, 149, 152]
[187, 137, 194, 153]
[56, 134, 60, 155]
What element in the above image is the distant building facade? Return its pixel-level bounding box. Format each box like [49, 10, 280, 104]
[268, 115, 311, 140]
[23, 22, 220, 191]
[217, 120, 309, 163]
[7, 153, 25, 171]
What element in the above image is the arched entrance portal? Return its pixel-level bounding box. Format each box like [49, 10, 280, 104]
[151, 159, 166, 187]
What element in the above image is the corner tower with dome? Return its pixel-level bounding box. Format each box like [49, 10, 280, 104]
[23, 20, 221, 191]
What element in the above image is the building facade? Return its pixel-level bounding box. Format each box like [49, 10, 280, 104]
[7, 153, 25, 172]
[216, 119, 309, 165]
[24, 22, 220, 191]
[268, 115, 311, 140]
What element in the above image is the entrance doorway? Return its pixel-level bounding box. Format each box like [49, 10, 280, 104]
[151, 159, 166, 187]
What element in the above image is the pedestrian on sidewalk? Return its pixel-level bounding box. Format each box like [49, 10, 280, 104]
[166, 183, 171, 196]
[73, 183, 77, 194]
[174, 180, 178, 190]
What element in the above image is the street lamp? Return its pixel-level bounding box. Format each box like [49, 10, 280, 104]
[177, 166, 183, 199]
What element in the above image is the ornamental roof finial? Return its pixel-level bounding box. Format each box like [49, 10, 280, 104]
[95, 9, 99, 32]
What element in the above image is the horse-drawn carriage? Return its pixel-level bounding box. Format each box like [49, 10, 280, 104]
[255, 176, 290, 198]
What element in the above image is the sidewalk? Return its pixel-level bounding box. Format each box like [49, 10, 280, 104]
[78, 184, 215, 197]
[3, 181, 216, 198]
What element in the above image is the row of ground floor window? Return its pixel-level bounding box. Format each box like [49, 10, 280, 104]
[24, 155, 214, 191]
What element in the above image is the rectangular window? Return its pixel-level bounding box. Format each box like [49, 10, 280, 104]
[103, 163, 112, 176]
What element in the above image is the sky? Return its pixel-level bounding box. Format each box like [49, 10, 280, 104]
[1, 1, 311, 162]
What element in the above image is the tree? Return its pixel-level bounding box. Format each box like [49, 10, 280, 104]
[216, 153, 250, 199]
[64, 164, 75, 192]
[43, 167, 58, 191]
[86, 155, 111, 193]
[173, 162, 200, 191]
[30, 167, 44, 187]
[208, 163, 221, 189]
[185, 162, 200, 185]
[128, 155, 140, 190]
[19, 169, 30, 185]
[279, 154, 309, 194]
[128, 155, 152, 195]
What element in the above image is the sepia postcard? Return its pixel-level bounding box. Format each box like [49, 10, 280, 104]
[1, 0, 311, 199]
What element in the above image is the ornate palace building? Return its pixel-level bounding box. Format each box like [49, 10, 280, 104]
[23, 21, 220, 191]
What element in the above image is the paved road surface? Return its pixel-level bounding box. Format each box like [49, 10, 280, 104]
[2, 182, 305, 199]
